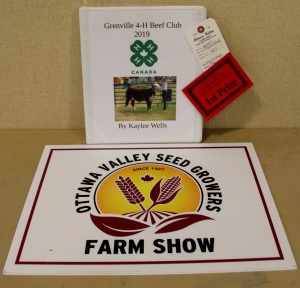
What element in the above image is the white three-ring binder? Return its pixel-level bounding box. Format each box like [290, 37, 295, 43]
[79, 6, 206, 144]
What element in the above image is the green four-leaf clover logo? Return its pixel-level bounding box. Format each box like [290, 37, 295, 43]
[130, 40, 158, 67]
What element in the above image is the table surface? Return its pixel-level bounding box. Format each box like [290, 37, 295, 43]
[0, 129, 299, 288]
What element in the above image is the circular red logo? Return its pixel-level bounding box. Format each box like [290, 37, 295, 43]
[197, 26, 205, 33]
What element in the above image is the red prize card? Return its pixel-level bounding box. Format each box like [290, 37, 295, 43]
[183, 52, 253, 121]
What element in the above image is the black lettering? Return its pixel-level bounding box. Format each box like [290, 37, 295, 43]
[124, 156, 133, 163]
[75, 200, 89, 206]
[207, 198, 222, 205]
[217, 88, 224, 96]
[97, 240, 112, 254]
[179, 160, 190, 167]
[191, 166, 202, 173]
[98, 164, 110, 171]
[116, 158, 126, 165]
[207, 192, 222, 197]
[182, 238, 196, 253]
[89, 172, 102, 179]
[108, 161, 119, 169]
[85, 240, 97, 254]
[133, 154, 141, 161]
[76, 206, 91, 213]
[197, 238, 214, 252]
[77, 187, 92, 193]
[153, 239, 165, 254]
[75, 193, 89, 199]
[205, 183, 221, 190]
[195, 171, 209, 178]
[206, 205, 221, 212]
[201, 177, 215, 183]
[142, 153, 150, 161]
[128, 239, 144, 254]
[81, 177, 96, 185]
[156, 154, 164, 161]
[113, 240, 127, 254]
[165, 154, 173, 163]
[172, 156, 182, 165]
[167, 238, 181, 253]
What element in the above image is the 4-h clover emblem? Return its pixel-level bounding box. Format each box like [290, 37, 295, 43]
[130, 40, 158, 67]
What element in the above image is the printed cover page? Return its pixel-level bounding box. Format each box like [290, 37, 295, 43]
[80, 7, 206, 144]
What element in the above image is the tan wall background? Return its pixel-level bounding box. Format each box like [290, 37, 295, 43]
[0, 0, 299, 129]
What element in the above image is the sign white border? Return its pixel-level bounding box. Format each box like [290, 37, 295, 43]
[4, 143, 296, 275]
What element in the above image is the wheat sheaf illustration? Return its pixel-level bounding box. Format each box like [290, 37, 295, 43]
[115, 175, 182, 213]
[91, 175, 213, 236]
[114, 175, 183, 226]
[115, 176, 146, 211]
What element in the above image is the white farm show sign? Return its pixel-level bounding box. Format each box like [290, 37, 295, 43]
[4, 144, 296, 275]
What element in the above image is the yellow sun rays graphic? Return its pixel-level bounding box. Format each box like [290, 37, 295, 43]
[95, 163, 202, 215]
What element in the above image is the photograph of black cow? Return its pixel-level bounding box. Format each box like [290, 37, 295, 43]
[114, 76, 176, 122]
[125, 83, 161, 111]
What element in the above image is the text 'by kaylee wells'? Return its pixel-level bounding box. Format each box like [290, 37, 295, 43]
[118, 122, 167, 130]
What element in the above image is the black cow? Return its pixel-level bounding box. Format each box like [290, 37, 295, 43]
[125, 83, 161, 111]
